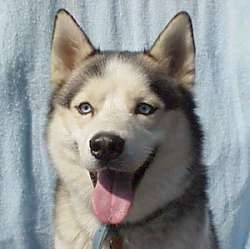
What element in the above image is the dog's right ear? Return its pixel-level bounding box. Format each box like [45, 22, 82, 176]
[51, 9, 95, 87]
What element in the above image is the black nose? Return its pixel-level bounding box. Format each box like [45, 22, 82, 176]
[89, 132, 125, 161]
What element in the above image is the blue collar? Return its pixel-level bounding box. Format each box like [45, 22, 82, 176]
[92, 224, 110, 249]
[93, 224, 122, 249]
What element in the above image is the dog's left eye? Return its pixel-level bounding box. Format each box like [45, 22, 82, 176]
[76, 102, 93, 115]
[135, 103, 157, 115]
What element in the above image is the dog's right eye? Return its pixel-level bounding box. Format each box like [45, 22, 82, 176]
[76, 102, 93, 115]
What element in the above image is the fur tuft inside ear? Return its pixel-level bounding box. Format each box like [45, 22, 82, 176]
[149, 12, 195, 89]
[51, 9, 95, 87]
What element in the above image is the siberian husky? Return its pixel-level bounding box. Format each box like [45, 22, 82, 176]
[46, 9, 219, 249]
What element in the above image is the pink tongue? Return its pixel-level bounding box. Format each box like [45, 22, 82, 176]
[91, 169, 134, 224]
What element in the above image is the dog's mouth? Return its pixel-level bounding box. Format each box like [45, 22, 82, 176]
[89, 148, 157, 225]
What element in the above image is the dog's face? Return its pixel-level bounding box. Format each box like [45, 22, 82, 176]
[48, 10, 196, 225]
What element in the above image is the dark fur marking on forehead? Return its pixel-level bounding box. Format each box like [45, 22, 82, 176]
[137, 55, 194, 111]
[52, 54, 107, 107]
[148, 74, 181, 110]
[51, 51, 186, 111]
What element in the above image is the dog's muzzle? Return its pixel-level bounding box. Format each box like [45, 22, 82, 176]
[89, 146, 158, 189]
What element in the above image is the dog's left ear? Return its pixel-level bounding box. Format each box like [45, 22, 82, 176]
[149, 12, 195, 89]
[51, 9, 95, 87]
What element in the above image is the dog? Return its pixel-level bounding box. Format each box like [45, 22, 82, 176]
[46, 9, 219, 249]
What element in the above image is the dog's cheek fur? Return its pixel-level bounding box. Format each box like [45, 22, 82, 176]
[47, 108, 101, 240]
[125, 109, 193, 223]
[49, 106, 99, 172]
[117, 124, 161, 171]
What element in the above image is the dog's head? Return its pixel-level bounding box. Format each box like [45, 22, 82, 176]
[48, 10, 201, 225]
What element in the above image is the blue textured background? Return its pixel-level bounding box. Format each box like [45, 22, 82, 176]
[0, 1, 250, 248]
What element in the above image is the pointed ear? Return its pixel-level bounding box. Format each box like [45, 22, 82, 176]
[149, 12, 195, 89]
[51, 9, 95, 87]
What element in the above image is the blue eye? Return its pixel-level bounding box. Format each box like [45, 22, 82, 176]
[77, 102, 93, 115]
[135, 103, 157, 115]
